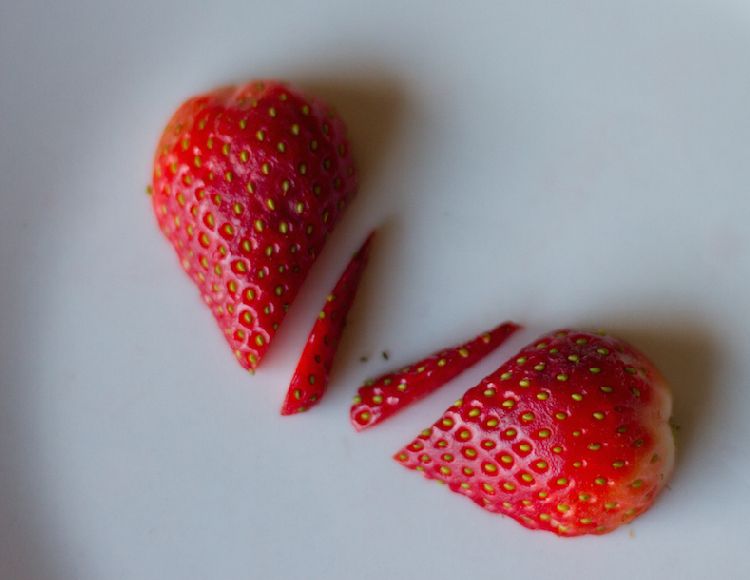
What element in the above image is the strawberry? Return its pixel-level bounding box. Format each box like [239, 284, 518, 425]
[351, 322, 520, 430]
[395, 329, 675, 536]
[281, 233, 374, 415]
[151, 80, 357, 371]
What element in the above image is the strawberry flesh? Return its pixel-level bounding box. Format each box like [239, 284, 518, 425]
[351, 322, 520, 430]
[152, 81, 356, 371]
[281, 233, 374, 415]
[395, 329, 675, 536]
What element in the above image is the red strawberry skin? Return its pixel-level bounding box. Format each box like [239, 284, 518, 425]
[151, 81, 357, 371]
[395, 329, 675, 536]
[351, 322, 520, 430]
[281, 233, 374, 415]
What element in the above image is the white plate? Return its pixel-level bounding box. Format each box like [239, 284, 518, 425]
[2, 1, 750, 578]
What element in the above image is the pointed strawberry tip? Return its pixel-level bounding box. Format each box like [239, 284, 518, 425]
[280, 401, 313, 415]
[393, 449, 413, 466]
[489, 321, 522, 336]
[355, 229, 376, 262]
[350, 405, 375, 430]
[350, 412, 372, 431]
[280, 387, 322, 416]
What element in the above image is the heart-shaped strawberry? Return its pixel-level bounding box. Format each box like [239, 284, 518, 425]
[151, 80, 357, 371]
[395, 329, 675, 536]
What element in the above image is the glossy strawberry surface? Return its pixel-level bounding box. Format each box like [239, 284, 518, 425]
[351, 322, 520, 430]
[281, 233, 374, 415]
[395, 329, 675, 536]
[152, 80, 356, 371]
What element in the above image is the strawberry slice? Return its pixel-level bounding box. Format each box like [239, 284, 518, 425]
[281, 233, 374, 415]
[395, 329, 675, 536]
[151, 80, 356, 372]
[351, 322, 520, 430]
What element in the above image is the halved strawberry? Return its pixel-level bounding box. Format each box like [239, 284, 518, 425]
[395, 329, 675, 536]
[281, 233, 374, 415]
[151, 80, 356, 371]
[351, 322, 520, 430]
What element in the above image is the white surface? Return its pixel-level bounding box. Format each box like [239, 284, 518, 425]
[2, 1, 750, 578]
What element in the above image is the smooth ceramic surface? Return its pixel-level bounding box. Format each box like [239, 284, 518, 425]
[2, 1, 750, 578]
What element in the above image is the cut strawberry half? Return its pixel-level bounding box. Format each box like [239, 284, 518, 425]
[394, 329, 675, 536]
[281, 233, 374, 415]
[351, 322, 520, 430]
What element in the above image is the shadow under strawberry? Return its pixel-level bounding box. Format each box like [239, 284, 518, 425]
[591, 320, 720, 485]
[294, 76, 408, 189]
